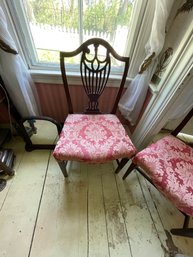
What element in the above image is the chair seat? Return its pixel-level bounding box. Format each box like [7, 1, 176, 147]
[133, 135, 193, 216]
[53, 114, 136, 164]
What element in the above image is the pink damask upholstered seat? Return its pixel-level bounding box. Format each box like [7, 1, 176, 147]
[132, 135, 193, 216]
[53, 114, 136, 163]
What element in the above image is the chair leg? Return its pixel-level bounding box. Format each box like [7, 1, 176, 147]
[122, 162, 137, 180]
[171, 228, 193, 238]
[115, 158, 129, 174]
[171, 215, 193, 238]
[57, 160, 68, 177]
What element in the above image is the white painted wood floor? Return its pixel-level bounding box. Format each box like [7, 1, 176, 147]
[0, 128, 193, 257]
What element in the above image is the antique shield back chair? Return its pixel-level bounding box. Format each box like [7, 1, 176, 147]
[53, 38, 137, 177]
[122, 107, 193, 238]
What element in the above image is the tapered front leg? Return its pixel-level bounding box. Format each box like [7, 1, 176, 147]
[171, 228, 193, 238]
[57, 160, 68, 177]
[115, 158, 129, 174]
[122, 162, 136, 180]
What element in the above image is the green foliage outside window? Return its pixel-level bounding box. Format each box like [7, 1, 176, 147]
[24, 0, 133, 63]
[26, 0, 132, 35]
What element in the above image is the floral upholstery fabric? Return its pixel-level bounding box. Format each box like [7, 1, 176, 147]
[133, 135, 193, 216]
[53, 114, 136, 164]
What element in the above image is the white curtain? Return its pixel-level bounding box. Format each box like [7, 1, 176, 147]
[119, 0, 174, 126]
[0, 6, 41, 118]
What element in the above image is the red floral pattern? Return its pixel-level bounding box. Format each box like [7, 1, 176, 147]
[53, 114, 136, 164]
[133, 135, 193, 216]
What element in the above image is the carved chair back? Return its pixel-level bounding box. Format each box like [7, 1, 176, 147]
[60, 38, 129, 114]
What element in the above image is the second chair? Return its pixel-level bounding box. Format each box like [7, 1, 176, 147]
[121, 107, 193, 238]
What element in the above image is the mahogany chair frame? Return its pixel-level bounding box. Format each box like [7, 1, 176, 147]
[19, 116, 62, 151]
[58, 38, 131, 177]
[0, 75, 62, 152]
[122, 107, 193, 238]
[60, 38, 129, 115]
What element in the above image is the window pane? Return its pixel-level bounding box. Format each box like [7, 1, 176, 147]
[23, 0, 135, 65]
[24, 0, 80, 63]
[82, 0, 134, 55]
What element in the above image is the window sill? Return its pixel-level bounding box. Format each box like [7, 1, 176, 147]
[30, 69, 132, 87]
[31, 70, 162, 95]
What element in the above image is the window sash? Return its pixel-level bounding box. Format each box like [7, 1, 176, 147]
[2, 0, 153, 80]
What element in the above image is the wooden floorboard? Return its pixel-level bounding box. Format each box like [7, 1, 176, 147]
[0, 136, 25, 208]
[101, 163, 132, 257]
[136, 173, 169, 252]
[116, 168, 165, 257]
[88, 164, 109, 257]
[0, 137, 193, 257]
[30, 158, 88, 257]
[146, 181, 193, 257]
[0, 148, 50, 257]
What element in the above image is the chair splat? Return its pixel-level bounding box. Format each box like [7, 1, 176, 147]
[80, 43, 111, 114]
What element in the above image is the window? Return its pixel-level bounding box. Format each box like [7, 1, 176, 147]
[2, 0, 153, 79]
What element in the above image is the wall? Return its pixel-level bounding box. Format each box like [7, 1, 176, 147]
[36, 83, 119, 122]
[160, 2, 193, 131]
[151, 0, 193, 91]
[36, 82, 151, 130]
[0, 82, 152, 134]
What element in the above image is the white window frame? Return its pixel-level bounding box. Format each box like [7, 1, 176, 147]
[1, 0, 154, 84]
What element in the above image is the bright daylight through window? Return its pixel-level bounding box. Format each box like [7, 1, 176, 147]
[3, 0, 151, 76]
[20, 0, 135, 66]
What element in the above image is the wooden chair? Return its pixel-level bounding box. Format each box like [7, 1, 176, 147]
[53, 38, 137, 177]
[121, 107, 193, 238]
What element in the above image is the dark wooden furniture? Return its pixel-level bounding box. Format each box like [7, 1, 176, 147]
[53, 38, 136, 177]
[0, 75, 62, 152]
[19, 116, 62, 151]
[0, 149, 15, 176]
[0, 79, 16, 190]
[60, 38, 129, 115]
[0, 129, 15, 191]
[121, 107, 193, 238]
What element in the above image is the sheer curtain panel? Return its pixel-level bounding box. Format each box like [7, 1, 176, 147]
[0, 6, 41, 118]
[118, 0, 174, 126]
